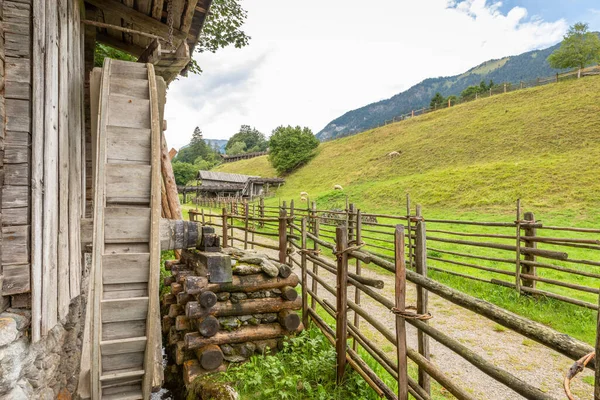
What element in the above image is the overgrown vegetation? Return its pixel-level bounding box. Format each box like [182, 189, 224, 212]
[213, 327, 378, 400]
[268, 125, 320, 175]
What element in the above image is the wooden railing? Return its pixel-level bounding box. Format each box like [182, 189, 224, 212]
[188, 198, 600, 399]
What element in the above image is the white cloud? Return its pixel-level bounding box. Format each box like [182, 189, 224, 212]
[164, 0, 568, 149]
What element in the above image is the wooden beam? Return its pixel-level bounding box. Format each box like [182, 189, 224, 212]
[181, 0, 199, 33]
[96, 32, 145, 56]
[137, 38, 161, 64]
[84, 0, 192, 41]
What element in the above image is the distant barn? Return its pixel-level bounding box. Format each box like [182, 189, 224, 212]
[178, 171, 285, 201]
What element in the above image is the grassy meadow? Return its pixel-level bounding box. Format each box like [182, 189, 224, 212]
[205, 76, 600, 344]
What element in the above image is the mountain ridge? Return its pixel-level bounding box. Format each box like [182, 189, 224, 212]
[316, 43, 567, 141]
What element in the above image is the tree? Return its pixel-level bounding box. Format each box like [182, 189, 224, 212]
[172, 162, 198, 186]
[226, 141, 246, 155]
[268, 126, 319, 174]
[225, 125, 268, 154]
[430, 93, 446, 108]
[548, 23, 600, 78]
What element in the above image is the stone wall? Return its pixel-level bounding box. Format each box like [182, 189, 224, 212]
[0, 294, 85, 399]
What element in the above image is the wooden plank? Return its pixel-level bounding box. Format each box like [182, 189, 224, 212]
[101, 297, 149, 323]
[102, 384, 143, 400]
[2, 186, 29, 208]
[4, 163, 30, 186]
[103, 320, 147, 341]
[1, 264, 31, 295]
[145, 62, 163, 395]
[5, 57, 31, 83]
[41, 0, 59, 334]
[6, 99, 31, 132]
[151, 0, 164, 19]
[110, 77, 150, 99]
[101, 336, 147, 355]
[181, 0, 199, 33]
[104, 243, 149, 254]
[335, 226, 348, 384]
[11, 292, 31, 308]
[5, 130, 30, 146]
[104, 207, 151, 243]
[5, 32, 31, 57]
[102, 351, 144, 372]
[4, 144, 30, 163]
[31, 0, 45, 343]
[394, 225, 408, 400]
[2, 225, 30, 265]
[102, 253, 150, 284]
[107, 96, 151, 129]
[5, 81, 31, 100]
[105, 164, 151, 203]
[103, 288, 148, 300]
[107, 126, 151, 164]
[3, 208, 30, 226]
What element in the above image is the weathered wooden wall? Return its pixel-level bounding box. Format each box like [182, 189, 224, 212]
[0, 0, 86, 342]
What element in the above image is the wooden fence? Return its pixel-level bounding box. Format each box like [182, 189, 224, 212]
[188, 199, 600, 399]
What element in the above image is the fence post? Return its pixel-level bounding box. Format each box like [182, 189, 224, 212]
[289, 199, 295, 266]
[278, 207, 287, 264]
[352, 209, 362, 352]
[504, 83, 507, 93]
[301, 218, 308, 329]
[411, 110, 414, 117]
[520, 81, 524, 89]
[259, 197, 265, 228]
[394, 225, 408, 400]
[406, 194, 412, 268]
[489, 88, 492, 97]
[244, 202, 249, 250]
[222, 208, 228, 248]
[448, 98, 451, 108]
[515, 199, 522, 295]
[311, 201, 319, 310]
[335, 226, 349, 385]
[415, 205, 430, 395]
[348, 203, 355, 242]
[251, 204, 255, 250]
[522, 212, 536, 290]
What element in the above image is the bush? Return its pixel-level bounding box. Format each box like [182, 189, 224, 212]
[172, 162, 197, 186]
[268, 125, 319, 174]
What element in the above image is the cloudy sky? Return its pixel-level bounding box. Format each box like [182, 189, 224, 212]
[164, 0, 600, 149]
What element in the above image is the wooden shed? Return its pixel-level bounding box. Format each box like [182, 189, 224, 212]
[194, 170, 285, 199]
[0, 1, 213, 399]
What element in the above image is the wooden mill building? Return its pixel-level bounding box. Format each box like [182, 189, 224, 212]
[193, 170, 285, 199]
[0, 0, 213, 399]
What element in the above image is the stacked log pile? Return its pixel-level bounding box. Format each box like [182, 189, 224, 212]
[161, 245, 303, 385]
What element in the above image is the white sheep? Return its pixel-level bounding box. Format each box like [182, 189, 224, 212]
[387, 151, 401, 158]
[334, 184, 343, 191]
[300, 191, 308, 197]
[300, 196, 308, 202]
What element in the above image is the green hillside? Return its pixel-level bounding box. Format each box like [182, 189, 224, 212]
[217, 76, 600, 220]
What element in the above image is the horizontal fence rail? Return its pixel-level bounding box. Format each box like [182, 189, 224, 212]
[187, 196, 600, 398]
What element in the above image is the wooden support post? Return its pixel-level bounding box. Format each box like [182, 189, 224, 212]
[222, 208, 228, 248]
[259, 197, 265, 228]
[352, 209, 362, 352]
[595, 293, 600, 400]
[406, 194, 413, 268]
[244, 203, 249, 250]
[515, 199, 522, 295]
[415, 206, 430, 395]
[288, 200, 295, 266]
[336, 226, 349, 385]
[279, 207, 288, 264]
[522, 212, 537, 289]
[395, 225, 408, 400]
[348, 204, 355, 242]
[311, 202, 319, 310]
[251, 203, 255, 250]
[301, 218, 308, 329]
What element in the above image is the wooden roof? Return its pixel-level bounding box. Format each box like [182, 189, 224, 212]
[197, 171, 259, 183]
[85, 0, 213, 82]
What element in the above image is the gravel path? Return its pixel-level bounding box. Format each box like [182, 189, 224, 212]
[223, 227, 593, 399]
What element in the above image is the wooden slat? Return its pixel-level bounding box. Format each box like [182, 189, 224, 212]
[110, 77, 150, 99]
[107, 126, 151, 164]
[103, 320, 147, 341]
[4, 163, 30, 186]
[4, 144, 30, 163]
[5, 32, 31, 57]
[107, 96, 151, 129]
[102, 297, 149, 323]
[5, 130, 31, 146]
[104, 207, 151, 243]
[102, 385, 143, 400]
[151, 0, 164, 19]
[6, 99, 31, 132]
[102, 253, 150, 284]
[2, 225, 30, 266]
[101, 336, 147, 355]
[3, 208, 30, 226]
[2, 185, 30, 208]
[5, 57, 31, 83]
[181, 0, 199, 33]
[100, 369, 145, 382]
[103, 289, 148, 300]
[5, 81, 31, 100]
[1, 263, 30, 295]
[106, 164, 151, 203]
[102, 352, 144, 372]
[104, 243, 150, 254]
[111, 59, 148, 74]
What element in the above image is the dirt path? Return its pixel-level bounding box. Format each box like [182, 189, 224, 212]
[223, 227, 593, 399]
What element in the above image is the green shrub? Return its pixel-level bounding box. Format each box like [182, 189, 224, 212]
[268, 126, 319, 175]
